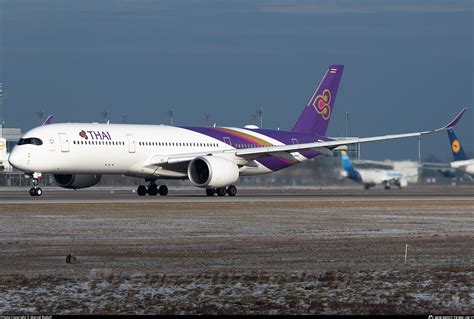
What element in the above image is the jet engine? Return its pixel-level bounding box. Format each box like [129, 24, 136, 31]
[187, 156, 239, 188]
[53, 174, 102, 189]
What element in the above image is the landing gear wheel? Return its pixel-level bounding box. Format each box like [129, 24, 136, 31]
[137, 185, 147, 196]
[147, 184, 158, 196]
[206, 188, 216, 196]
[226, 185, 237, 197]
[29, 187, 42, 197]
[28, 173, 42, 197]
[216, 187, 227, 197]
[158, 185, 168, 196]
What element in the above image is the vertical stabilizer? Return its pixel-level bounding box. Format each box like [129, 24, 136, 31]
[447, 129, 468, 161]
[292, 64, 344, 136]
[341, 150, 362, 182]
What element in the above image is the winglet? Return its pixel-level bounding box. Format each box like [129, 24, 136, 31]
[442, 108, 467, 129]
[42, 115, 54, 126]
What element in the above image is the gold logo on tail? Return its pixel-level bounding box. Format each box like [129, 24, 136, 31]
[452, 139, 461, 153]
[312, 89, 331, 120]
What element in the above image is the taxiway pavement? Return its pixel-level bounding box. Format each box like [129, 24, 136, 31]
[0, 184, 472, 204]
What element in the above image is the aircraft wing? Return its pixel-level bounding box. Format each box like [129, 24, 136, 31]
[236, 108, 467, 160]
[149, 108, 467, 166]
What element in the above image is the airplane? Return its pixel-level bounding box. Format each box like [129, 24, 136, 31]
[422, 129, 473, 180]
[8, 64, 467, 197]
[339, 150, 410, 190]
[446, 129, 474, 177]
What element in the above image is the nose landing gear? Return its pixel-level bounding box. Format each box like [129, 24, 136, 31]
[27, 172, 43, 197]
[29, 187, 43, 196]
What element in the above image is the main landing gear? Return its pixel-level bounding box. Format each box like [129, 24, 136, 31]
[206, 185, 237, 197]
[137, 181, 168, 196]
[28, 172, 43, 197]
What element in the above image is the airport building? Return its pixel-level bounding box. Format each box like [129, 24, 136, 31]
[1, 127, 23, 153]
[0, 127, 22, 175]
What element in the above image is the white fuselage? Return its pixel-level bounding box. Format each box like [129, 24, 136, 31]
[450, 159, 474, 176]
[358, 169, 408, 187]
[8, 123, 274, 179]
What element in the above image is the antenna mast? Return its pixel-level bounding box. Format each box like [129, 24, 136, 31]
[0, 83, 3, 138]
[168, 108, 174, 125]
[100, 109, 109, 123]
[204, 112, 210, 126]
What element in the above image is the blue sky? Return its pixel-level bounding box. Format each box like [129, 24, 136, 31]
[1, 0, 472, 160]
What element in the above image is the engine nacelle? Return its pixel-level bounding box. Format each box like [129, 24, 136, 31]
[53, 174, 102, 189]
[187, 156, 239, 188]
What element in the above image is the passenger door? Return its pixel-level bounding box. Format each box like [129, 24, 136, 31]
[127, 134, 136, 153]
[58, 133, 69, 152]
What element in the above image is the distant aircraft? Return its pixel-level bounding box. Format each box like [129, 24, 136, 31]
[423, 129, 473, 180]
[340, 151, 410, 190]
[446, 129, 474, 177]
[8, 65, 467, 196]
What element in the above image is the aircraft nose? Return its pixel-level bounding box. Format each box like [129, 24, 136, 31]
[8, 149, 23, 170]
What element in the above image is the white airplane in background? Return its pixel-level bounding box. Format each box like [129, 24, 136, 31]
[446, 129, 474, 176]
[8, 65, 467, 196]
[340, 151, 411, 190]
[421, 129, 473, 181]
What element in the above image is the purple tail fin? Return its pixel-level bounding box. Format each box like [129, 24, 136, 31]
[292, 64, 344, 136]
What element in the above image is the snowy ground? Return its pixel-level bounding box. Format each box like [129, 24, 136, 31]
[1, 269, 472, 314]
[0, 199, 472, 314]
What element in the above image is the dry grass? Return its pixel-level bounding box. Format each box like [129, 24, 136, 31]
[0, 199, 472, 314]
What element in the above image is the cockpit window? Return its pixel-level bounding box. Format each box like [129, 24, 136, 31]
[17, 137, 43, 146]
